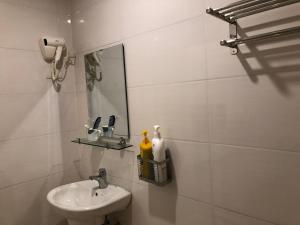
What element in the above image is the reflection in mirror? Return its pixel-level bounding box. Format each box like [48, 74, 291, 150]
[84, 44, 130, 141]
[85, 51, 103, 91]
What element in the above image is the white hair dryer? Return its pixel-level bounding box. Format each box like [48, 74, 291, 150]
[39, 37, 72, 88]
[39, 37, 66, 64]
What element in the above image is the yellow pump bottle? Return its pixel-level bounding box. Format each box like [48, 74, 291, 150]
[140, 130, 153, 179]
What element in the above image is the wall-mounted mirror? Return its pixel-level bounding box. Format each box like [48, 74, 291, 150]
[84, 44, 130, 142]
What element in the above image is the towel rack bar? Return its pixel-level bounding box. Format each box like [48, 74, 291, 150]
[209, 0, 300, 22]
[207, 0, 300, 55]
[224, 0, 284, 17]
[206, 8, 235, 23]
[215, 0, 258, 12]
[232, 0, 300, 20]
[220, 0, 275, 14]
[220, 26, 300, 48]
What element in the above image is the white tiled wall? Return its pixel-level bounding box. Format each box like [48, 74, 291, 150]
[70, 0, 300, 225]
[0, 0, 81, 224]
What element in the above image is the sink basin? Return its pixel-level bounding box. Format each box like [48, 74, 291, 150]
[47, 180, 131, 225]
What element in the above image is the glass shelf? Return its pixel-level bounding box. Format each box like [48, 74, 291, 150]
[72, 138, 133, 150]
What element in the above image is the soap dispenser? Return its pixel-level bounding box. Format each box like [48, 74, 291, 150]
[152, 125, 167, 183]
[140, 130, 153, 179]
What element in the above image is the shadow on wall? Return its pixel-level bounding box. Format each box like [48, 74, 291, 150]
[57, 220, 68, 225]
[148, 150, 178, 224]
[110, 204, 132, 225]
[236, 15, 300, 96]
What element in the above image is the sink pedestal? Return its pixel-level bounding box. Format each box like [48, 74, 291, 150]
[68, 219, 93, 225]
[68, 218, 103, 225]
[68, 217, 104, 225]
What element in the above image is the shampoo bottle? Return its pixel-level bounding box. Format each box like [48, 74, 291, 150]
[152, 125, 167, 183]
[140, 130, 153, 179]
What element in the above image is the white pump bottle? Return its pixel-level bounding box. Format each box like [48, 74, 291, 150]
[152, 125, 167, 183]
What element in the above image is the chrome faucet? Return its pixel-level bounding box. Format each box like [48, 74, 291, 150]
[89, 168, 108, 189]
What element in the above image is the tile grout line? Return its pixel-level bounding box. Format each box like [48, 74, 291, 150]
[211, 141, 300, 154]
[0, 166, 76, 191]
[205, 71, 215, 223]
[129, 135, 300, 155]
[0, 128, 81, 144]
[73, 13, 204, 55]
[127, 74, 252, 90]
[214, 205, 280, 225]
[0, 90, 78, 96]
[0, 46, 39, 52]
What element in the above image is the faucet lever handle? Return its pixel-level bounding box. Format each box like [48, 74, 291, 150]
[98, 168, 106, 177]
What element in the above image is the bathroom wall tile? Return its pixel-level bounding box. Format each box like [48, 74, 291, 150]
[0, 136, 49, 189]
[56, 0, 74, 51]
[79, 145, 104, 178]
[125, 17, 206, 87]
[47, 164, 82, 191]
[130, 182, 213, 225]
[212, 144, 300, 225]
[0, 93, 48, 141]
[213, 207, 274, 225]
[120, 0, 204, 38]
[71, 0, 99, 13]
[130, 182, 151, 225]
[0, 48, 48, 94]
[0, 0, 58, 14]
[0, 1, 79, 225]
[236, 4, 300, 37]
[79, 144, 134, 181]
[0, 165, 81, 225]
[0, 2, 58, 51]
[205, 0, 234, 7]
[74, 53, 87, 92]
[128, 81, 209, 142]
[48, 91, 79, 133]
[21, 0, 58, 13]
[76, 91, 89, 131]
[107, 175, 133, 192]
[100, 150, 134, 181]
[148, 193, 212, 225]
[58, 66, 77, 94]
[71, 0, 121, 53]
[48, 131, 80, 173]
[166, 140, 211, 203]
[0, 0, 19, 6]
[173, 196, 212, 225]
[63, 160, 82, 183]
[204, 15, 248, 79]
[208, 76, 300, 152]
[0, 177, 49, 225]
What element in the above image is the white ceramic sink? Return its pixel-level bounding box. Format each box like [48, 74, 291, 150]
[47, 180, 131, 225]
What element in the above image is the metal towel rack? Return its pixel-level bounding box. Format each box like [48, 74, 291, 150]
[206, 0, 300, 55]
